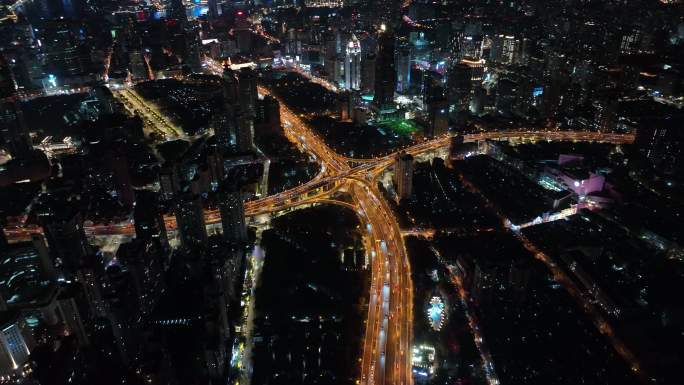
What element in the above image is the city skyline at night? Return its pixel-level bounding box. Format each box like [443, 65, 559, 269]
[0, 0, 682, 385]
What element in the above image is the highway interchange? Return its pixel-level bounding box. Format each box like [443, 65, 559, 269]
[3, 76, 638, 385]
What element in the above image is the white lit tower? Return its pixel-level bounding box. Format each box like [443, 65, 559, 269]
[344, 35, 362, 90]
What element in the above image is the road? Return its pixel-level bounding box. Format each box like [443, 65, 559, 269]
[2, 68, 639, 385]
[113, 88, 186, 139]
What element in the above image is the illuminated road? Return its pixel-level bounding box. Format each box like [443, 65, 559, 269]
[3, 69, 639, 385]
[113, 88, 186, 139]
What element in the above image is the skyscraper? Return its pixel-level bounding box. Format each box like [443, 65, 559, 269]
[374, 31, 396, 108]
[107, 143, 134, 209]
[222, 67, 239, 105]
[0, 55, 31, 159]
[134, 190, 169, 250]
[168, 0, 188, 25]
[344, 36, 362, 90]
[159, 161, 182, 201]
[218, 181, 247, 243]
[174, 190, 208, 248]
[0, 316, 31, 375]
[0, 55, 16, 100]
[212, 107, 234, 152]
[394, 152, 414, 200]
[425, 97, 449, 138]
[361, 53, 376, 93]
[255, 95, 281, 135]
[37, 202, 90, 274]
[235, 110, 254, 152]
[238, 68, 258, 117]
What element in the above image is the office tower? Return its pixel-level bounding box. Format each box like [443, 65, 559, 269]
[395, 45, 411, 93]
[374, 31, 396, 108]
[218, 181, 247, 243]
[394, 152, 414, 200]
[540, 51, 569, 120]
[39, 20, 85, 78]
[456, 33, 484, 60]
[207, 145, 225, 188]
[238, 68, 258, 117]
[174, 190, 207, 248]
[235, 11, 252, 53]
[344, 36, 361, 90]
[222, 67, 239, 106]
[207, 0, 219, 19]
[235, 111, 254, 152]
[255, 95, 281, 135]
[0, 234, 57, 310]
[38, 204, 90, 274]
[169, 0, 188, 25]
[0, 55, 16, 99]
[471, 258, 498, 305]
[134, 190, 169, 250]
[32, 234, 58, 280]
[337, 91, 354, 121]
[361, 53, 376, 93]
[0, 55, 31, 159]
[117, 240, 164, 318]
[490, 35, 520, 65]
[57, 287, 90, 346]
[77, 266, 106, 317]
[107, 143, 134, 209]
[495, 78, 518, 117]
[425, 97, 449, 138]
[635, 120, 684, 177]
[0, 98, 31, 159]
[212, 107, 234, 152]
[159, 161, 182, 201]
[0, 316, 31, 375]
[447, 62, 472, 118]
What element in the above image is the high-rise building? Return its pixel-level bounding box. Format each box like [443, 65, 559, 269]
[235, 111, 254, 152]
[218, 181, 247, 243]
[238, 68, 258, 117]
[394, 152, 414, 200]
[448, 58, 484, 120]
[38, 20, 86, 78]
[222, 67, 239, 106]
[0, 55, 16, 100]
[235, 11, 252, 54]
[490, 35, 520, 65]
[168, 0, 188, 25]
[361, 53, 376, 93]
[174, 190, 208, 248]
[159, 161, 182, 201]
[425, 97, 449, 138]
[374, 31, 396, 108]
[0, 100, 31, 159]
[635, 115, 684, 177]
[212, 107, 235, 152]
[37, 202, 90, 274]
[0, 55, 31, 159]
[134, 190, 169, 250]
[0, 316, 31, 375]
[447, 62, 472, 119]
[344, 36, 361, 90]
[207, 0, 219, 20]
[107, 143, 134, 209]
[56, 287, 90, 346]
[337, 91, 354, 121]
[255, 95, 281, 135]
[395, 45, 411, 93]
[207, 145, 225, 188]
